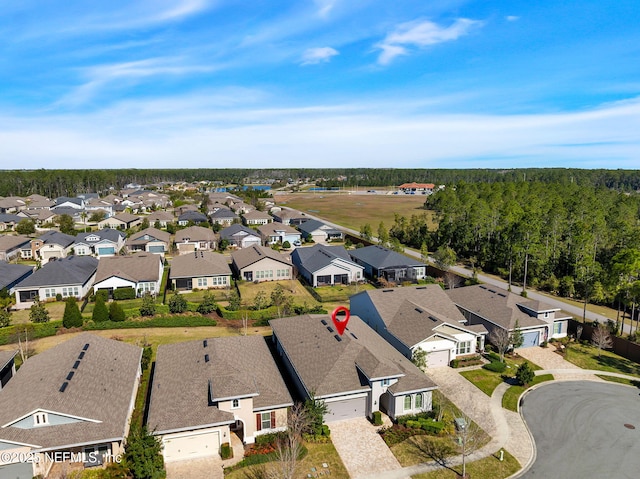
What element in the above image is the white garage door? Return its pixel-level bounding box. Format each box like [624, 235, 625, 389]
[162, 431, 220, 462]
[326, 397, 367, 422]
[521, 331, 540, 348]
[427, 349, 450, 368]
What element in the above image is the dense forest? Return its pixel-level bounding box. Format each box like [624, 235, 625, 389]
[1, 168, 639, 198]
[389, 181, 640, 315]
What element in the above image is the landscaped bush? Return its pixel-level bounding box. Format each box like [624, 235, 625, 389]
[396, 411, 437, 426]
[217, 305, 279, 320]
[109, 301, 126, 322]
[220, 442, 233, 460]
[405, 418, 445, 435]
[486, 351, 502, 362]
[450, 354, 483, 368]
[483, 361, 507, 373]
[141, 346, 152, 371]
[84, 315, 216, 330]
[0, 321, 63, 346]
[379, 425, 427, 446]
[114, 287, 136, 300]
[372, 411, 383, 426]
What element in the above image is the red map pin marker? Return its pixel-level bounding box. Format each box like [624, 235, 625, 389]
[331, 306, 350, 336]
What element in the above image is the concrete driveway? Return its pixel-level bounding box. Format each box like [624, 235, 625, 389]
[330, 417, 404, 479]
[519, 381, 640, 478]
[165, 457, 223, 479]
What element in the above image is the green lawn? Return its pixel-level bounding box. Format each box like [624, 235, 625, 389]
[181, 289, 231, 302]
[224, 441, 349, 479]
[502, 374, 554, 412]
[563, 343, 640, 377]
[237, 280, 320, 307]
[596, 374, 640, 387]
[411, 450, 520, 479]
[312, 283, 376, 302]
[459, 355, 542, 397]
[11, 301, 66, 324]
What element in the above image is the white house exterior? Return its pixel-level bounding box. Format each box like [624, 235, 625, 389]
[73, 229, 126, 257]
[93, 254, 163, 297]
[258, 223, 301, 246]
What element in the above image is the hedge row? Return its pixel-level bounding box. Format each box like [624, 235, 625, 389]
[217, 306, 279, 320]
[0, 321, 63, 346]
[84, 315, 217, 330]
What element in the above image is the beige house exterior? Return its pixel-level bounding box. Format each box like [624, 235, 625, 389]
[231, 245, 292, 282]
[169, 251, 232, 291]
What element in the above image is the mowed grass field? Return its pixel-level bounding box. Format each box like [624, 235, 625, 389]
[276, 192, 436, 232]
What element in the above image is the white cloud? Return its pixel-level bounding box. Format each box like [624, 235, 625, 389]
[506, 15, 520, 22]
[301, 47, 339, 65]
[315, 0, 338, 18]
[377, 18, 482, 65]
[2, 95, 639, 169]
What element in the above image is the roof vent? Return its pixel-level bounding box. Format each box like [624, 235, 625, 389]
[204, 354, 210, 363]
[428, 316, 438, 322]
[78, 352, 85, 359]
[320, 319, 328, 325]
[479, 285, 487, 290]
[203, 340, 208, 348]
[415, 308, 423, 313]
[334, 335, 342, 342]
[416, 286, 426, 290]
[73, 360, 80, 369]
[498, 293, 506, 297]
[59, 382, 68, 393]
[488, 289, 496, 293]
[382, 289, 394, 293]
[83, 343, 90, 351]
[350, 333, 358, 340]
[327, 326, 334, 333]
[66, 371, 74, 380]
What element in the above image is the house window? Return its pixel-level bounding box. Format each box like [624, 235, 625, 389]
[44, 288, 56, 299]
[197, 278, 207, 287]
[232, 399, 240, 409]
[34, 412, 48, 426]
[544, 312, 549, 319]
[415, 393, 423, 409]
[456, 341, 471, 355]
[404, 395, 412, 411]
[212, 276, 227, 286]
[553, 322, 562, 335]
[256, 411, 276, 431]
[381, 378, 391, 387]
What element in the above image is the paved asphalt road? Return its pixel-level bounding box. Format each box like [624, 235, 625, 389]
[520, 381, 640, 478]
[280, 205, 633, 334]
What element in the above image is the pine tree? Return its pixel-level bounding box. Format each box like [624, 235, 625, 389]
[62, 297, 83, 328]
[124, 425, 165, 479]
[92, 295, 109, 322]
[109, 301, 126, 322]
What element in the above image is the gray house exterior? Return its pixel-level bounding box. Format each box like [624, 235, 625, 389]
[349, 245, 426, 282]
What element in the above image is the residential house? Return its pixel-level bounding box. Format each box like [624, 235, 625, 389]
[398, 183, 435, 194]
[0, 350, 17, 390]
[177, 211, 209, 226]
[93, 254, 163, 297]
[220, 224, 261, 249]
[446, 284, 570, 347]
[50, 206, 84, 223]
[126, 227, 171, 256]
[270, 314, 437, 422]
[147, 336, 293, 463]
[291, 244, 363, 287]
[231, 245, 292, 282]
[0, 235, 31, 262]
[174, 226, 218, 255]
[0, 334, 141, 479]
[17, 209, 57, 227]
[0, 214, 22, 232]
[242, 210, 271, 227]
[0, 197, 27, 214]
[146, 211, 174, 229]
[170, 251, 232, 291]
[98, 213, 142, 230]
[54, 197, 85, 209]
[257, 223, 301, 246]
[210, 208, 239, 226]
[73, 229, 126, 257]
[30, 231, 76, 265]
[271, 209, 308, 226]
[350, 285, 487, 368]
[24, 198, 55, 211]
[84, 198, 115, 217]
[13, 256, 98, 307]
[0, 262, 34, 295]
[297, 219, 344, 243]
[349, 245, 426, 283]
[230, 202, 254, 215]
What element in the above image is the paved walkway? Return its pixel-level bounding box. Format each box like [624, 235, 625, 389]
[166, 456, 223, 479]
[330, 417, 405, 479]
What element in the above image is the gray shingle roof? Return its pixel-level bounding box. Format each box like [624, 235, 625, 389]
[446, 284, 549, 330]
[220, 224, 259, 241]
[37, 230, 76, 249]
[0, 214, 22, 224]
[178, 211, 209, 222]
[270, 314, 436, 398]
[126, 227, 171, 246]
[351, 285, 478, 348]
[0, 349, 18, 371]
[169, 251, 231, 279]
[349, 245, 425, 269]
[0, 261, 34, 290]
[231, 245, 290, 270]
[0, 333, 141, 450]
[74, 228, 125, 244]
[15, 256, 98, 289]
[211, 208, 238, 219]
[147, 336, 292, 434]
[257, 223, 299, 236]
[95, 254, 161, 283]
[297, 219, 341, 235]
[292, 244, 358, 273]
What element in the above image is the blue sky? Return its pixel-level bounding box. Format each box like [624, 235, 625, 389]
[1, 0, 639, 169]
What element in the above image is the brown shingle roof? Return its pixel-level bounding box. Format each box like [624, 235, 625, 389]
[231, 245, 290, 270]
[95, 254, 161, 283]
[169, 251, 231, 279]
[127, 227, 171, 245]
[270, 315, 436, 399]
[446, 284, 549, 330]
[0, 349, 18, 371]
[0, 334, 141, 450]
[174, 226, 217, 243]
[147, 336, 292, 434]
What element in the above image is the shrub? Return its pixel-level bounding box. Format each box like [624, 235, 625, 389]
[487, 351, 501, 362]
[197, 291, 217, 314]
[109, 301, 126, 322]
[483, 361, 507, 373]
[83, 315, 216, 330]
[0, 310, 11, 328]
[516, 361, 535, 387]
[30, 299, 50, 323]
[92, 296, 109, 322]
[168, 292, 187, 314]
[55, 293, 63, 302]
[62, 297, 83, 328]
[95, 290, 109, 302]
[282, 241, 291, 249]
[139, 293, 156, 317]
[372, 411, 383, 426]
[141, 346, 152, 371]
[113, 287, 136, 300]
[220, 442, 233, 460]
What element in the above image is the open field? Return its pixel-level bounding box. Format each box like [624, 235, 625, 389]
[276, 192, 435, 232]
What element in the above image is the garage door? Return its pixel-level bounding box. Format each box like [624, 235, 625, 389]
[325, 396, 367, 422]
[0, 461, 33, 479]
[162, 431, 220, 462]
[521, 331, 540, 348]
[427, 349, 450, 368]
